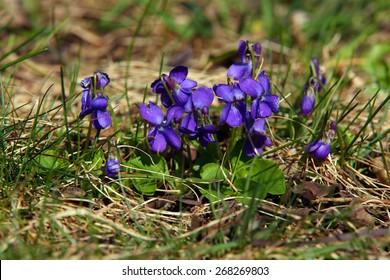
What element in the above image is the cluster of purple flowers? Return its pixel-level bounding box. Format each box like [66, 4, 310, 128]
[214, 40, 279, 156]
[141, 66, 216, 153]
[78, 43, 337, 180]
[141, 40, 280, 157]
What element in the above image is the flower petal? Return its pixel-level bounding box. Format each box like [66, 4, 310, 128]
[166, 105, 184, 125]
[192, 87, 214, 109]
[232, 83, 246, 100]
[300, 93, 315, 116]
[151, 79, 167, 94]
[95, 110, 112, 129]
[160, 92, 173, 108]
[199, 133, 214, 147]
[226, 105, 243, 127]
[239, 78, 263, 98]
[80, 77, 92, 89]
[91, 95, 108, 111]
[227, 63, 251, 80]
[105, 159, 120, 178]
[257, 101, 272, 118]
[264, 94, 280, 113]
[96, 72, 110, 89]
[179, 114, 197, 136]
[81, 89, 92, 111]
[257, 71, 270, 93]
[169, 66, 188, 84]
[172, 89, 190, 106]
[237, 40, 247, 62]
[251, 43, 262, 56]
[306, 140, 321, 153]
[214, 84, 234, 102]
[250, 118, 266, 134]
[148, 128, 167, 153]
[162, 127, 181, 150]
[79, 107, 94, 119]
[200, 124, 216, 134]
[180, 79, 197, 93]
[314, 143, 331, 159]
[244, 137, 264, 157]
[140, 102, 164, 126]
[220, 103, 231, 124]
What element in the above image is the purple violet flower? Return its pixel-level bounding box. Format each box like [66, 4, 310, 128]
[79, 72, 112, 130]
[227, 40, 262, 80]
[306, 121, 337, 160]
[151, 66, 197, 108]
[140, 102, 182, 153]
[311, 58, 326, 92]
[300, 83, 316, 116]
[300, 58, 326, 116]
[105, 158, 120, 178]
[213, 82, 247, 127]
[179, 87, 216, 147]
[244, 132, 272, 157]
[239, 71, 280, 118]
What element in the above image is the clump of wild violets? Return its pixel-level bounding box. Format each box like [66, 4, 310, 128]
[142, 40, 280, 157]
[78, 71, 119, 178]
[79, 41, 337, 180]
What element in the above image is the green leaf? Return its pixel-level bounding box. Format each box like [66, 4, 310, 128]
[234, 158, 286, 200]
[34, 149, 65, 172]
[126, 154, 169, 196]
[199, 162, 235, 202]
[200, 162, 228, 181]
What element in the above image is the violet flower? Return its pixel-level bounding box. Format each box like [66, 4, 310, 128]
[179, 87, 216, 147]
[140, 101, 182, 153]
[306, 121, 337, 160]
[227, 40, 262, 80]
[213, 82, 247, 127]
[79, 72, 112, 130]
[244, 132, 273, 157]
[301, 58, 326, 116]
[239, 71, 280, 119]
[105, 158, 120, 178]
[151, 66, 197, 108]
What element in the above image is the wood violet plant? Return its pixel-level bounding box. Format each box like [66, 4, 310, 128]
[135, 40, 287, 202]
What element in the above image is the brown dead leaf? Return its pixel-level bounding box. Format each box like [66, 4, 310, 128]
[350, 200, 375, 227]
[292, 182, 335, 202]
[370, 156, 390, 185]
